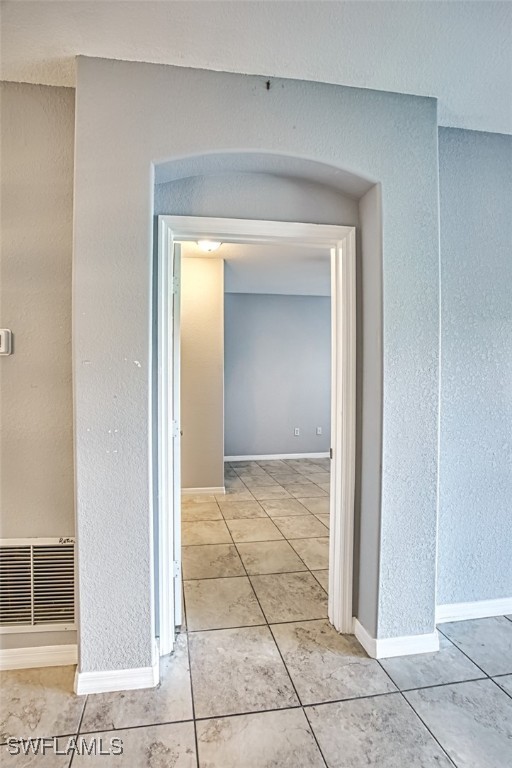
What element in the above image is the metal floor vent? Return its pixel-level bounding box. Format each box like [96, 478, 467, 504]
[0, 538, 76, 633]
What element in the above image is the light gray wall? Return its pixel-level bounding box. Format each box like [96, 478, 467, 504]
[155, 174, 360, 225]
[0, 82, 76, 649]
[181, 257, 224, 489]
[73, 57, 439, 671]
[437, 128, 512, 605]
[356, 182, 384, 635]
[225, 293, 331, 456]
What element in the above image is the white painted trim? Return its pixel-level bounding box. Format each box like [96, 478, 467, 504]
[436, 597, 512, 624]
[353, 619, 439, 659]
[328, 233, 356, 634]
[74, 662, 159, 695]
[1, 623, 76, 635]
[171, 245, 183, 629]
[163, 215, 353, 246]
[157, 216, 356, 652]
[181, 486, 225, 495]
[157, 218, 175, 657]
[74, 644, 159, 694]
[225, 453, 329, 462]
[0, 644, 77, 671]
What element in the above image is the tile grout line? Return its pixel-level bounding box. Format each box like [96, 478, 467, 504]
[19, 669, 509, 746]
[264, 622, 329, 767]
[224, 501, 330, 731]
[187, 616, 330, 634]
[182, 468, 329, 624]
[68, 691, 88, 768]
[230, 532, 274, 628]
[78, 717, 195, 737]
[490, 676, 512, 701]
[375, 659, 459, 768]
[436, 625, 492, 680]
[72, 674, 510, 739]
[204, 478, 330, 768]
[184, 569, 309, 582]
[183, 483, 229, 764]
[225, 469, 329, 575]
[205, 467, 333, 754]
[399, 691, 459, 767]
[301, 706, 330, 768]
[203, 514, 314, 730]
[184, 619, 200, 768]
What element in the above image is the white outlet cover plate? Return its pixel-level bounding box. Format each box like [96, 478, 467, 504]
[0, 329, 12, 355]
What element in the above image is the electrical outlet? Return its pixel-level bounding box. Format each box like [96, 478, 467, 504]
[294, 427, 300, 436]
[316, 427, 322, 435]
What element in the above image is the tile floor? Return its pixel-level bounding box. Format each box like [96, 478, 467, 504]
[1, 459, 511, 766]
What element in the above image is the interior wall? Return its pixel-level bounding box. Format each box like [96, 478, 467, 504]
[356, 182, 383, 635]
[155, 174, 360, 225]
[181, 257, 225, 489]
[437, 127, 512, 606]
[224, 293, 331, 457]
[73, 57, 439, 672]
[0, 82, 76, 649]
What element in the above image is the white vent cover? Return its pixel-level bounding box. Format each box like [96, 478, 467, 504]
[0, 538, 76, 633]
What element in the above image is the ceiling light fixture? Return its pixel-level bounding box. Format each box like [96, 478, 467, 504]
[197, 240, 222, 253]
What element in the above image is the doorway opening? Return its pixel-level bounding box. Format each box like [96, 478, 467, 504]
[157, 216, 356, 660]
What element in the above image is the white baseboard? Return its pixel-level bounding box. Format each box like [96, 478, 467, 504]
[0, 644, 78, 671]
[353, 619, 439, 659]
[436, 597, 512, 624]
[74, 653, 159, 695]
[225, 452, 330, 462]
[181, 486, 225, 495]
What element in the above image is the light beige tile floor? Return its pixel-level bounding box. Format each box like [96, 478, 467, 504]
[3, 460, 511, 767]
[272, 514, 328, 539]
[225, 517, 284, 542]
[289, 536, 329, 570]
[184, 576, 265, 630]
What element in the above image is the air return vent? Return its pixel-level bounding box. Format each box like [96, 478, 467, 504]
[0, 539, 76, 633]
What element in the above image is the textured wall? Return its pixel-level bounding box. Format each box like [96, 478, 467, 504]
[155, 174, 360, 226]
[437, 128, 512, 605]
[0, 82, 75, 650]
[181, 257, 224, 489]
[356, 183, 384, 635]
[3, 1, 511, 133]
[225, 293, 331, 456]
[73, 57, 439, 671]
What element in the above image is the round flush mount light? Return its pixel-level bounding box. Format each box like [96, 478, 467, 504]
[197, 240, 222, 253]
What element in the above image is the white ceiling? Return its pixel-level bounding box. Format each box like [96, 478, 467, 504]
[181, 241, 331, 296]
[1, 1, 511, 135]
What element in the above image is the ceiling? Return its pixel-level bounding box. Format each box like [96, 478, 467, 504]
[1, 1, 511, 135]
[180, 241, 331, 296]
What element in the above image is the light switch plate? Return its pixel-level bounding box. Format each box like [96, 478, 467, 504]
[0, 329, 12, 355]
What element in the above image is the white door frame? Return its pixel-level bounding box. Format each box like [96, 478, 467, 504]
[156, 215, 356, 649]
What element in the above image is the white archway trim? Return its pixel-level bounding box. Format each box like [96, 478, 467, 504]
[156, 216, 357, 651]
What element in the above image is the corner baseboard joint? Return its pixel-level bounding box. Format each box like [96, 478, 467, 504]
[74, 655, 159, 695]
[353, 618, 439, 659]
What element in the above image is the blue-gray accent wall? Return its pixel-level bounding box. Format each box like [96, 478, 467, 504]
[437, 127, 512, 605]
[224, 293, 331, 456]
